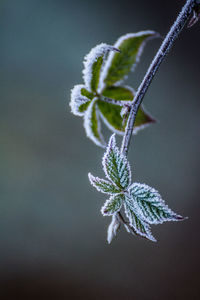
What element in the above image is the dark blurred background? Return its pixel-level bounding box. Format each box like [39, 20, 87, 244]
[1, 0, 200, 299]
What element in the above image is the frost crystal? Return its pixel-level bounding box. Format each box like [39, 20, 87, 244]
[82, 43, 119, 92]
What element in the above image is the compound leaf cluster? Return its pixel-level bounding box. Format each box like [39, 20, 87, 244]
[89, 134, 184, 243]
[70, 32, 157, 147]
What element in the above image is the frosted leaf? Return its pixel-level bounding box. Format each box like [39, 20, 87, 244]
[88, 173, 121, 194]
[102, 134, 131, 189]
[129, 183, 184, 224]
[101, 194, 124, 216]
[107, 214, 121, 244]
[83, 98, 106, 147]
[70, 84, 92, 116]
[99, 31, 158, 91]
[82, 43, 119, 92]
[124, 196, 156, 242]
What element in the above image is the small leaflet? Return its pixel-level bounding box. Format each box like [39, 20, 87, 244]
[88, 173, 121, 194]
[124, 196, 156, 242]
[83, 98, 106, 147]
[128, 183, 184, 224]
[101, 194, 124, 216]
[99, 31, 158, 91]
[102, 134, 131, 189]
[82, 43, 119, 92]
[70, 84, 91, 116]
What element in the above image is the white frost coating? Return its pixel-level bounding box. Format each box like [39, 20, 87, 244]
[88, 173, 120, 195]
[102, 134, 131, 189]
[128, 183, 184, 225]
[70, 84, 90, 116]
[98, 31, 156, 92]
[107, 214, 121, 244]
[83, 98, 106, 148]
[82, 43, 119, 92]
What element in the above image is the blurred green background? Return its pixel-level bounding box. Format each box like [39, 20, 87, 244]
[1, 0, 200, 299]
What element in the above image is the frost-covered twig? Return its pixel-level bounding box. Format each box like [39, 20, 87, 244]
[121, 0, 196, 156]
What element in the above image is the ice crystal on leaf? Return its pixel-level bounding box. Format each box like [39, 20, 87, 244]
[88, 134, 185, 243]
[70, 32, 158, 147]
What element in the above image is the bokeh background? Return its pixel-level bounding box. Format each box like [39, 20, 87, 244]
[1, 0, 200, 299]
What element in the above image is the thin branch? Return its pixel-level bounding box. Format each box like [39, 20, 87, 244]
[121, 0, 196, 156]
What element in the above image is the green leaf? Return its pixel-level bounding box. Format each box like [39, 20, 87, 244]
[84, 98, 106, 147]
[97, 97, 155, 134]
[78, 101, 91, 113]
[124, 196, 156, 242]
[102, 85, 134, 101]
[102, 134, 131, 189]
[70, 84, 91, 116]
[81, 88, 94, 100]
[83, 43, 119, 93]
[90, 56, 104, 92]
[129, 183, 184, 224]
[102, 31, 157, 87]
[79, 88, 93, 113]
[88, 173, 121, 194]
[101, 194, 124, 216]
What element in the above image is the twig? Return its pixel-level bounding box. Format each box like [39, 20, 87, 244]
[121, 0, 196, 156]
